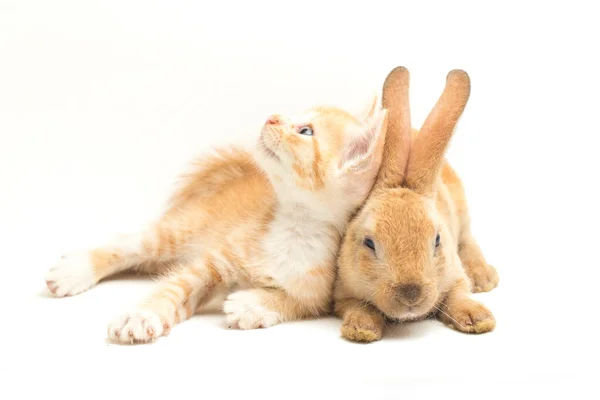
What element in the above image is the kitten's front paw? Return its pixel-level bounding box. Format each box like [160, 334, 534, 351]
[107, 310, 168, 344]
[440, 298, 495, 334]
[466, 261, 499, 293]
[223, 291, 280, 330]
[45, 251, 97, 297]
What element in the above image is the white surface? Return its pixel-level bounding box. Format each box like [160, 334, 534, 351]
[1, 1, 598, 398]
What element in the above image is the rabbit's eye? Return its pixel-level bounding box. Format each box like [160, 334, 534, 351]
[363, 237, 376, 252]
[435, 233, 441, 248]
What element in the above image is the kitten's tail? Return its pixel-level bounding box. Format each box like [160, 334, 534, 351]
[167, 146, 261, 209]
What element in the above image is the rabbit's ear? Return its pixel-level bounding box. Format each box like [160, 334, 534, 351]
[404, 69, 470, 196]
[373, 66, 412, 191]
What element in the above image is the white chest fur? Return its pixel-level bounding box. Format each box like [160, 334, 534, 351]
[262, 206, 338, 290]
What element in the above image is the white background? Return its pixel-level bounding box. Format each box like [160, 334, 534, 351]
[1, 1, 598, 399]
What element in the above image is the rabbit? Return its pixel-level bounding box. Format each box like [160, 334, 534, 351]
[333, 66, 499, 342]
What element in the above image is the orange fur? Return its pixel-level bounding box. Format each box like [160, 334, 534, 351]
[334, 67, 499, 343]
[46, 97, 389, 343]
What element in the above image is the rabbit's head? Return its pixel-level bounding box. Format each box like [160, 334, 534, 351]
[337, 67, 471, 321]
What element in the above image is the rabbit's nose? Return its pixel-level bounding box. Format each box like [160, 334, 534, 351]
[396, 283, 423, 306]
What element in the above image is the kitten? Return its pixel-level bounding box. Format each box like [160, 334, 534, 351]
[45, 97, 388, 343]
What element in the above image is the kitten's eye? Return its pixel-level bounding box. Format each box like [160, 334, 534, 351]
[298, 126, 314, 136]
[363, 237, 376, 252]
[435, 233, 441, 248]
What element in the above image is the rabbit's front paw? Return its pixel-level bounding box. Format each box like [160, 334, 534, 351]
[223, 290, 280, 329]
[341, 309, 384, 343]
[440, 298, 495, 334]
[466, 261, 499, 293]
[107, 310, 169, 344]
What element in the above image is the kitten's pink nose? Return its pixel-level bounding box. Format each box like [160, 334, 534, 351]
[265, 114, 284, 125]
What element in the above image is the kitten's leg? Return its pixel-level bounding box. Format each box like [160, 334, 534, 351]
[45, 220, 188, 297]
[223, 287, 331, 330]
[45, 232, 149, 297]
[437, 278, 496, 334]
[107, 256, 222, 344]
[335, 297, 384, 343]
[457, 229, 499, 293]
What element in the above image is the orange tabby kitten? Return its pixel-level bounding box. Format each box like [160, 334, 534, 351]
[45, 97, 388, 343]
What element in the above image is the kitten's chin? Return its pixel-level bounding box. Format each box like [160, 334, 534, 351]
[257, 135, 280, 163]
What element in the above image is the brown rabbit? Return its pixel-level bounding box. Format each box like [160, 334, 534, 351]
[333, 66, 499, 342]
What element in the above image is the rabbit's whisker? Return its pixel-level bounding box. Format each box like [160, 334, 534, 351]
[433, 305, 466, 330]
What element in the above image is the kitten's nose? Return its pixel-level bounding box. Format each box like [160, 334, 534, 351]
[265, 114, 284, 125]
[395, 283, 423, 306]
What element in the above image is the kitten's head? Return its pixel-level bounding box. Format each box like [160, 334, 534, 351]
[255, 95, 388, 211]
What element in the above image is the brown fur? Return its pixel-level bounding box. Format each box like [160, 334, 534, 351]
[334, 66, 499, 342]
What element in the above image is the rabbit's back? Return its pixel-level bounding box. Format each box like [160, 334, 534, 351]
[437, 160, 470, 247]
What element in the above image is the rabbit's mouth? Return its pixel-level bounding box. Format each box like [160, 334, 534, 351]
[388, 304, 434, 322]
[377, 294, 438, 322]
[373, 281, 439, 321]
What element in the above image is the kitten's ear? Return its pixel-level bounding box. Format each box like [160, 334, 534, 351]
[337, 108, 388, 177]
[354, 91, 379, 123]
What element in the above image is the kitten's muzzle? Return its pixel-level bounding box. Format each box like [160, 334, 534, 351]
[259, 129, 281, 161]
[265, 114, 286, 126]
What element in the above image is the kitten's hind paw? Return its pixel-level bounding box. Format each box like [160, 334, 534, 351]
[45, 251, 97, 297]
